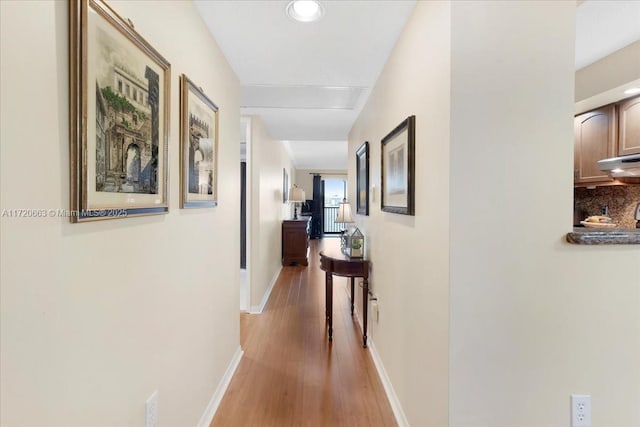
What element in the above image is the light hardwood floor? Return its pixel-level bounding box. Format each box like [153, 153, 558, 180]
[211, 239, 397, 427]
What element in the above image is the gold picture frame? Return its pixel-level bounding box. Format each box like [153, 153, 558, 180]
[179, 74, 219, 208]
[69, 0, 170, 222]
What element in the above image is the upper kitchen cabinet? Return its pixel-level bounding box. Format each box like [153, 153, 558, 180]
[574, 104, 616, 185]
[617, 96, 640, 156]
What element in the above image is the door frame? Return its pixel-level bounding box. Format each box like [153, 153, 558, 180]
[240, 116, 252, 312]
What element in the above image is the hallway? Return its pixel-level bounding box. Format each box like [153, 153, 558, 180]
[212, 239, 396, 427]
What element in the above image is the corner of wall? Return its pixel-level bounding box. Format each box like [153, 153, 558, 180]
[248, 117, 294, 310]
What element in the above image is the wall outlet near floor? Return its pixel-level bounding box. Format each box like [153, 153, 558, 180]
[371, 295, 379, 323]
[571, 394, 591, 427]
[146, 390, 158, 427]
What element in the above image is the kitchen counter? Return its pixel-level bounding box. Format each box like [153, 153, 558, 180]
[566, 228, 640, 245]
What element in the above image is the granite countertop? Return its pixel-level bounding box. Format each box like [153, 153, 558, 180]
[566, 227, 640, 245]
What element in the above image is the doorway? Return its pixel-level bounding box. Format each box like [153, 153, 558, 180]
[239, 117, 251, 312]
[322, 178, 346, 234]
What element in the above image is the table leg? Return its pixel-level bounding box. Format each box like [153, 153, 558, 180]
[350, 277, 355, 315]
[362, 277, 368, 348]
[325, 272, 330, 320]
[327, 272, 333, 341]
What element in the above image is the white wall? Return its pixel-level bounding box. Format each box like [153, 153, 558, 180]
[248, 116, 295, 312]
[0, 1, 240, 426]
[449, 2, 640, 427]
[349, 2, 639, 427]
[347, 2, 451, 426]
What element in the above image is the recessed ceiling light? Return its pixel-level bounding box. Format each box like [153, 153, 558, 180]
[624, 87, 640, 95]
[286, 0, 324, 22]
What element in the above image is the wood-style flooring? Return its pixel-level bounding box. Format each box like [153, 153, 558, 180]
[211, 239, 396, 427]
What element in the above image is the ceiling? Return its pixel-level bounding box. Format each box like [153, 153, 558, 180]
[194, 0, 416, 170]
[196, 0, 640, 171]
[575, 0, 640, 70]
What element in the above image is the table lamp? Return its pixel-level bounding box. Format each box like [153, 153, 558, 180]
[289, 185, 306, 219]
[335, 198, 355, 254]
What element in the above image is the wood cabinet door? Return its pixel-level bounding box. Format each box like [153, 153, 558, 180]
[574, 104, 616, 184]
[618, 96, 640, 156]
[282, 219, 310, 266]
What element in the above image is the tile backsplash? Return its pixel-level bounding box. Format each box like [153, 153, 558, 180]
[574, 185, 640, 228]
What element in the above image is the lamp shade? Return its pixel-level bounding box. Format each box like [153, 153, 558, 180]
[335, 199, 354, 223]
[289, 185, 306, 202]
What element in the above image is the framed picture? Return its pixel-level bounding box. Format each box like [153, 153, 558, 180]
[179, 74, 218, 208]
[69, 0, 170, 222]
[283, 169, 289, 203]
[381, 116, 415, 215]
[356, 141, 369, 215]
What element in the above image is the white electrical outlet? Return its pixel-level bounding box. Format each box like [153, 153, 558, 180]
[146, 391, 158, 427]
[571, 394, 591, 427]
[371, 298, 379, 323]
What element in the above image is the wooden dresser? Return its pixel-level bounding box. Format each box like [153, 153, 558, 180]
[282, 217, 311, 266]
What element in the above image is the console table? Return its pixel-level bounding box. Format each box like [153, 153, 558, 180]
[319, 243, 370, 347]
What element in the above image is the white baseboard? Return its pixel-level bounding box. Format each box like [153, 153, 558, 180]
[368, 340, 410, 427]
[349, 284, 409, 427]
[197, 346, 244, 427]
[249, 267, 281, 314]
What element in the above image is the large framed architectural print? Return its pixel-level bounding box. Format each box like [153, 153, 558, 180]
[69, 0, 170, 222]
[381, 115, 415, 215]
[179, 75, 219, 208]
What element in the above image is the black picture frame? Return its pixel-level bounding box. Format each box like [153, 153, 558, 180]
[356, 141, 369, 216]
[381, 115, 415, 215]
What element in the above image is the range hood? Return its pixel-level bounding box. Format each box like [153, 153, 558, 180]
[597, 153, 640, 178]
